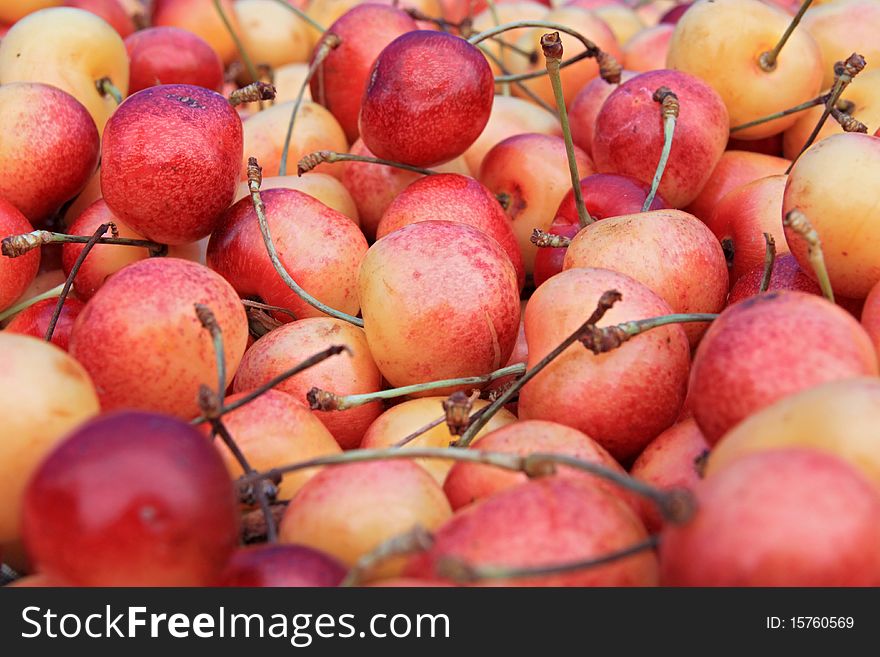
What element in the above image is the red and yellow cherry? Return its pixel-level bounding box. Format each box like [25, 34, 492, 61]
[4, 297, 85, 351]
[64, 0, 134, 37]
[863, 279, 880, 356]
[69, 257, 248, 418]
[279, 460, 452, 580]
[233, 318, 382, 450]
[802, 0, 880, 90]
[376, 173, 525, 289]
[153, 0, 241, 64]
[358, 221, 520, 390]
[0, 197, 40, 312]
[207, 189, 367, 321]
[519, 267, 690, 463]
[406, 478, 658, 586]
[783, 133, 880, 299]
[689, 291, 878, 445]
[593, 69, 729, 208]
[233, 173, 359, 226]
[0, 1, 61, 23]
[233, 0, 312, 70]
[568, 70, 638, 157]
[660, 449, 880, 586]
[623, 23, 674, 72]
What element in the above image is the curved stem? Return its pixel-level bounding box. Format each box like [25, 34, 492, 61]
[783, 209, 834, 303]
[484, 0, 510, 96]
[45, 223, 111, 342]
[341, 526, 434, 587]
[212, 0, 261, 86]
[195, 304, 227, 396]
[237, 447, 694, 524]
[758, 0, 815, 72]
[478, 45, 555, 113]
[642, 87, 679, 213]
[456, 290, 623, 447]
[308, 363, 526, 411]
[297, 150, 437, 177]
[0, 283, 64, 324]
[279, 34, 340, 177]
[543, 32, 592, 228]
[247, 157, 365, 326]
[437, 535, 659, 583]
[268, 0, 326, 33]
[241, 298, 297, 320]
[580, 312, 719, 355]
[760, 232, 776, 293]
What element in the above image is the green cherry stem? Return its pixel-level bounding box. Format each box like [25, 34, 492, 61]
[542, 32, 592, 228]
[307, 363, 526, 412]
[247, 157, 365, 326]
[783, 209, 834, 303]
[279, 33, 341, 177]
[437, 535, 660, 583]
[297, 150, 438, 177]
[212, 0, 261, 88]
[758, 0, 815, 73]
[0, 283, 64, 324]
[341, 526, 435, 587]
[95, 76, 124, 105]
[642, 87, 679, 213]
[268, 0, 326, 34]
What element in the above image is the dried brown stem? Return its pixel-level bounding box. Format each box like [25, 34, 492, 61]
[341, 526, 435, 587]
[760, 232, 776, 293]
[228, 81, 277, 106]
[531, 228, 572, 248]
[783, 208, 834, 302]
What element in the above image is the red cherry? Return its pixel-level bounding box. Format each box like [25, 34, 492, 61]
[221, 545, 346, 587]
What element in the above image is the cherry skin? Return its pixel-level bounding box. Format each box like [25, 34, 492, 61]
[101, 83, 243, 244]
[4, 297, 85, 351]
[124, 26, 224, 94]
[0, 196, 40, 312]
[359, 31, 494, 167]
[22, 410, 240, 587]
[220, 545, 346, 587]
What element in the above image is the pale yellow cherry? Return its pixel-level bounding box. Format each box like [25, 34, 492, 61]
[783, 69, 880, 159]
[0, 7, 129, 133]
[0, 333, 100, 543]
[667, 0, 823, 139]
[471, 1, 550, 76]
[360, 397, 517, 484]
[234, 173, 359, 226]
[707, 378, 880, 490]
[233, 0, 312, 69]
[241, 100, 348, 179]
[272, 63, 312, 104]
[594, 4, 645, 46]
[802, 0, 880, 89]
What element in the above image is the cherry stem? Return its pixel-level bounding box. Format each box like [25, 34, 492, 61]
[478, 45, 555, 113]
[437, 534, 659, 583]
[195, 303, 278, 541]
[341, 526, 435, 587]
[484, 0, 510, 96]
[212, 0, 261, 87]
[579, 312, 719, 355]
[44, 223, 113, 342]
[758, 0, 814, 73]
[531, 228, 573, 248]
[307, 363, 526, 412]
[247, 157, 365, 326]
[760, 232, 776, 293]
[642, 87, 679, 213]
[1, 230, 167, 258]
[787, 53, 866, 173]
[195, 303, 227, 395]
[0, 283, 64, 324]
[241, 298, 297, 320]
[729, 94, 826, 133]
[95, 76, 124, 105]
[830, 105, 868, 133]
[189, 343, 351, 425]
[297, 150, 437, 177]
[456, 290, 623, 447]
[241, 502, 287, 544]
[279, 34, 341, 177]
[228, 81, 277, 107]
[239, 446, 695, 523]
[467, 20, 622, 86]
[783, 208, 834, 302]
[543, 32, 593, 229]
[268, 0, 326, 33]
